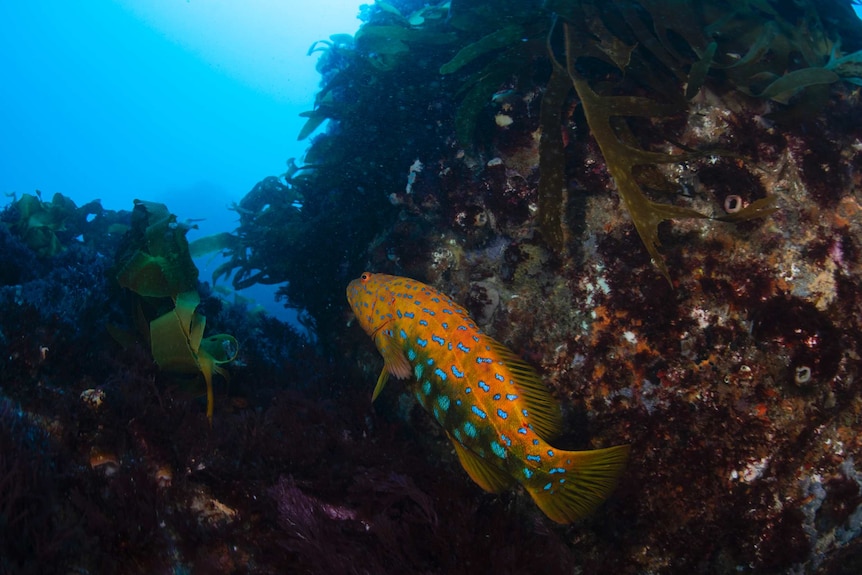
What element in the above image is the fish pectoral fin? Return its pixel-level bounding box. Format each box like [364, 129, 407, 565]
[373, 329, 412, 380]
[371, 368, 390, 402]
[447, 433, 515, 493]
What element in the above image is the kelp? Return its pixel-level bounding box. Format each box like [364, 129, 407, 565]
[439, 16, 549, 150]
[439, 25, 526, 75]
[354, 24, 456, 71]
[198, 176, 306, 290]
[536, 63, 572, 253]
[116, 200, 238, 422]
[556, 16, 777, 281]
[297, 0, 458, 139]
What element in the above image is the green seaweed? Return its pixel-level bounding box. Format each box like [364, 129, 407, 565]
[685, 41, 717, 100]
[116, 200, 238, 422]
[10, 192, 69, 257]
[439, 25, 526, 75]
[5, 192, 104, 257]
[753, 67, 841, 102]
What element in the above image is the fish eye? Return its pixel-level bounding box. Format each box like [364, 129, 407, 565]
[361, 272, 371, 282]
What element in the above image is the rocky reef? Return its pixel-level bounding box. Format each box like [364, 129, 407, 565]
[3, 0, 862, 573]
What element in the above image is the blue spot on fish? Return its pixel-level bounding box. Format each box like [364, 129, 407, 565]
[419, 319, 428, 326]
[396, 309, 402, 318]
[407, 348, 417, 361]
[493, 393, 501, 400]
[434, 368, 447, 381]
[471, 406, 487, 419]
[427, 358, 434, 365]
[547, 450, 555, 457]
[404, 311, 414, 318]
[416, 338, 428, 347]
[463, 421, 477, 438]
[500, 433, 511, 447]
[494, 373, 504, 382]
[549, 467, 566, 474]
[414, 363, 423, 378]
[472, 335, 480, 342]
[457, 343, 470, 353]
[559, 478, 566, 484]
[455, 399, 461, 406]
[431, 297, 440, 303]
[476, 357, 493, 364]
[478, 381, 490, 392]
[522, 409, 529, 417]
[442, 322, 449, 329]
[532, 439, 539, 446]
[422, 381, 432, 395]
[442, 308, 453, 314]
[506, 393, 518, 401]
[523, 468, 533, 479]
[451, 366, 464, 378]
[437, 395, 450, 411]
[526, 454, 541, 463]
[517, 427, 527, 435]
[431, 335, 445, 346]
[453, 428, 462, 442]
[496, 408, 508, 419]
[457, 325, 467, 331]
[465, 387, 472, 394]
[490, 441, 506, 459]
[543, 482, 553, 491]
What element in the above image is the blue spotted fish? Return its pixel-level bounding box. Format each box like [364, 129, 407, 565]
[347, 272, 629, 523]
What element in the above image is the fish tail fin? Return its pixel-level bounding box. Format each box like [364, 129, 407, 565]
[526, 444, 630, 524]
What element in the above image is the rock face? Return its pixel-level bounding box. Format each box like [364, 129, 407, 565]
[350, 84, 862, 573]
[305, 2, 862, 572]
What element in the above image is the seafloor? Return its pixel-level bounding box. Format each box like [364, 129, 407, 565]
[2, 1, 862, 574]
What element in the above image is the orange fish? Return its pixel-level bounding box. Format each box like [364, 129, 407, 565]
[347, 272, 629, 523]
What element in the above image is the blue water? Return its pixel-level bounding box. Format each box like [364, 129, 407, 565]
[0, 1, 361, 320]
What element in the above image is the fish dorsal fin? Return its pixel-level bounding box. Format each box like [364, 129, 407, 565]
[485, 337, 563, 442]
[372, 328, 412, 380]
[447, 433, 515, 493]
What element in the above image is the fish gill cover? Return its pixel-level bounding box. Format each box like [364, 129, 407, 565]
[2, 0, 862, 572]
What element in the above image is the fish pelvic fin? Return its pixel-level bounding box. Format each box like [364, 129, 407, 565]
[371, 368, 390, 402]
[526, 444, 630, 524]
[447, 433, 515, 493]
